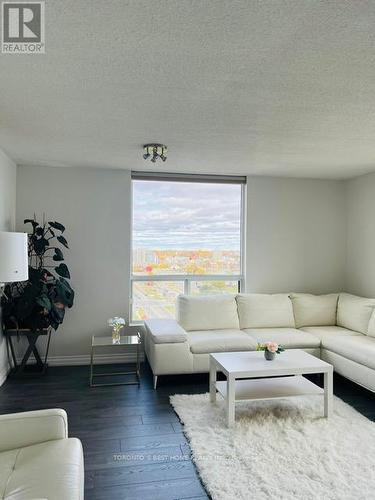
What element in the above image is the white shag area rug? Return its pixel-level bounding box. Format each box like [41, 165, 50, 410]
[170, 393, 375, 500]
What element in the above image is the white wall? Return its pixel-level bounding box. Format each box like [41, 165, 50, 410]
[246, 176, 346, 294]
[0, 149, 16, 384]
[15, 167, 348, 362]
[16, 166, 131, 363]
[345, 172, 375, 297]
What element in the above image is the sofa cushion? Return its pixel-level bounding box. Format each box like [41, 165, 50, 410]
[1, 438, 83, 500]
[177, 294, 239, 331]
[301, 325, 362, 341]
[187, 329, 256, 354]
[290, 293, 338, 328]
[242, 328, 320, 349]
[337, 293, 375, 334]
[322, 335, 375, 371]
[236, 294, 295, 329]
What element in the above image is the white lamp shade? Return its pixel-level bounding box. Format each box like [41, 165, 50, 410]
[0, 232, 29, 283]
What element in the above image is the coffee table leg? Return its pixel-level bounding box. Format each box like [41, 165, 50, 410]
[209, 358, 217, 403]
[324, 369, 333, 417]
[227, 376, 235, 427]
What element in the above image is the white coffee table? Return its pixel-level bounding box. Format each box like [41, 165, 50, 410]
[209, 350, 333, 427]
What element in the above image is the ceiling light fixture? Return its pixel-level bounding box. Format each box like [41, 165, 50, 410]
[143, 144, 167, 163]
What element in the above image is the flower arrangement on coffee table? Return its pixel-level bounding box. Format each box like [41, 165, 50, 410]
[257, 341, 285, 360]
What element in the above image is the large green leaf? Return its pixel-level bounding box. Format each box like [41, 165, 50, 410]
[57, 235, 69, 248]
[53, 248, 64, 261]
[24, 219, 38, 228]
[50, 305, 65, 329]
[49, 221, 65, 233]
[36, 294, 52, 311]
[55, 278, 74, 308]
[55, 263, 70, 279]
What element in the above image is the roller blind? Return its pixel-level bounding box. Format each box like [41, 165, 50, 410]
[132, 171, 246, 184]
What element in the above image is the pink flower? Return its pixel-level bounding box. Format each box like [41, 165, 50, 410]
[265, 341, 278, 353]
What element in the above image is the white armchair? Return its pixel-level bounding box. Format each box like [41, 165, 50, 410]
[0, 408, 84, 500]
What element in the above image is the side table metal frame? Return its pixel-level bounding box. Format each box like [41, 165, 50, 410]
[90, 333, 141, 387]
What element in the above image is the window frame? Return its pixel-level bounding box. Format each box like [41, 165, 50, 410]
[129, 173, 247, 324]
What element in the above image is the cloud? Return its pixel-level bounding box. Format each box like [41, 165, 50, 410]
[133, 181, 242, 250]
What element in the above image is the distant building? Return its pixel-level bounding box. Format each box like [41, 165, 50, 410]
[133, 249, 158, 266]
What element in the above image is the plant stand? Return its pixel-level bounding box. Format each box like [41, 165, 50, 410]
[5, 328, 52, 377]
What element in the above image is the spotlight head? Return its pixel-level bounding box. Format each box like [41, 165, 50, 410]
[142, 144, 167, 163]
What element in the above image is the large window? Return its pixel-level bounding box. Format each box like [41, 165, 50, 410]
[130, 173, 245, 321]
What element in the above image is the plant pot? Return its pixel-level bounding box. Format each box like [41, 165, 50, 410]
[264, 350, 276, 361]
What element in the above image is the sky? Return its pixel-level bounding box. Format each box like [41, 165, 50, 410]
[133, 180, 242, 251]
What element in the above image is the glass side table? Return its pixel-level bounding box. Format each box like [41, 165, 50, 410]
[90, 332, 141, 387]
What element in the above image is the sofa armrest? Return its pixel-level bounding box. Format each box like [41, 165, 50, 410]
[0, 408, 68, 452]
[145, 319, 188, 344]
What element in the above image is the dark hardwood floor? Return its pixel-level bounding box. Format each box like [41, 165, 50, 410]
[0, 362, 374, 500]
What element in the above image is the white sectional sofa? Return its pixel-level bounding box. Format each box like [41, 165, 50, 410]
[144, 292, 375, 392]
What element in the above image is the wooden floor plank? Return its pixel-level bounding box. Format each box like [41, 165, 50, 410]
[88, 461, 197, 489]
[74, 422, 176, 440]
[84, 444, 188, 470]
[84, 477, 207, 500]
[120, 432, 188, 452]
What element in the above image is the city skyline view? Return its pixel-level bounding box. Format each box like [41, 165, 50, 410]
[132, 248, 240, 275]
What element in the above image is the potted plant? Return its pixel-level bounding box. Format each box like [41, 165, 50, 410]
[257, 342, 285, 361]
[1, 218, 74, 331]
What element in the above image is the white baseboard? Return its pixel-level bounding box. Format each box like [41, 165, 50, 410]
[1, 353, 143, 382]
[17, 352, 144, 367]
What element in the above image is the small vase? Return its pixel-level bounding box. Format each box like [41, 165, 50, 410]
[112, 327, 122, 344]
[264, 350, 276, 361]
